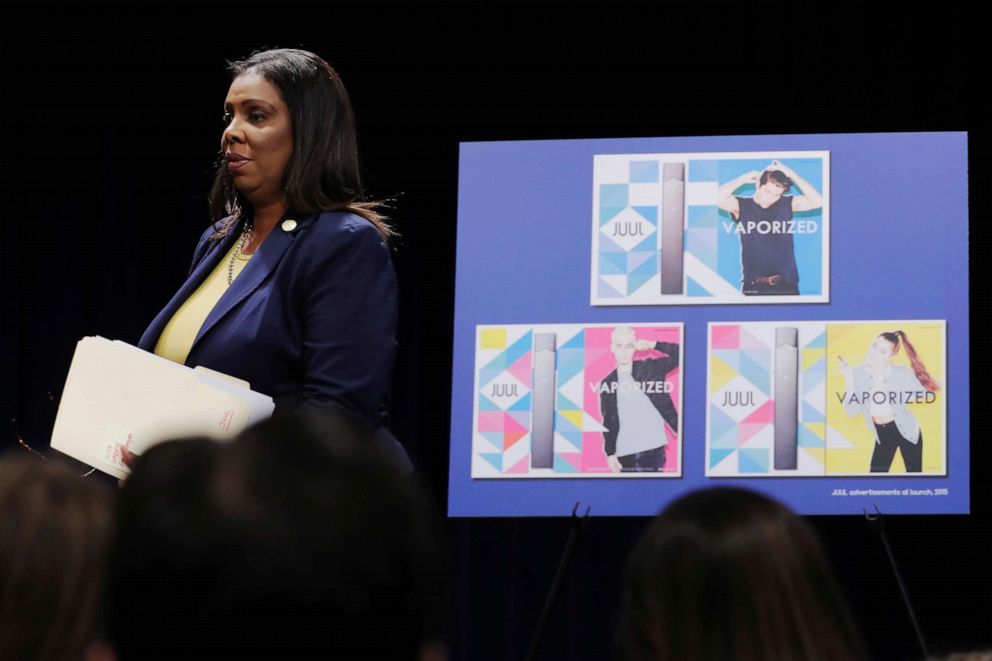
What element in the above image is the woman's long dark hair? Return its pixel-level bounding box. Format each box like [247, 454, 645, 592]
[617, 487, 866, 661]
[208, 48, 393, 242]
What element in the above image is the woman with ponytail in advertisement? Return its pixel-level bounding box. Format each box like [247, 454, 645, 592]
[838, 331, 941, 473]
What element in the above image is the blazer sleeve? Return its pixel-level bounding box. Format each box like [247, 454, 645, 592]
[653, 341, 680, 370]
[297, 219, 398, 426]
[638, 342, 680, 379]
[600, 384, 619, 457]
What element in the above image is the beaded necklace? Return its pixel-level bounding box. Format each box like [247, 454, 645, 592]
[227, 224, 252, 286]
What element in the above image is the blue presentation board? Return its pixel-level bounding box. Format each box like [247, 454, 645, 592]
[448, 132, 969, 516]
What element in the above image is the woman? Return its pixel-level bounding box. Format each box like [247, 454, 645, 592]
[0, 457, 114, 661]
[617, 487, 865, 661]
[838, 330, 940, 473]
[135, 49, 404, 463]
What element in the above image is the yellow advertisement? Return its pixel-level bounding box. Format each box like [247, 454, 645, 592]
[825, 322, 945, 475]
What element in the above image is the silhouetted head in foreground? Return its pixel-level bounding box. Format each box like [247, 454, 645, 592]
[617, 487, 865, 661]
[109, 412, 445, 660]
[0, 457, 114, 661]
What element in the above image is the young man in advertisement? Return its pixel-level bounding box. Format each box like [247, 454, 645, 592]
[716, 160, 823, 295]
[600, 327, 679, 473]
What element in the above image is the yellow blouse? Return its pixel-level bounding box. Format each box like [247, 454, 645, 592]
[154, 239, 252, 365]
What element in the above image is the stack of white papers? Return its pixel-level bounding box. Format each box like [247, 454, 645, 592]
[50, 336, 275, 479]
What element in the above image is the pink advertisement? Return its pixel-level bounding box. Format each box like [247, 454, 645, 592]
[471, 323, 683, 478]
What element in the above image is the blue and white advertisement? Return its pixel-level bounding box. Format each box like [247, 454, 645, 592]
[591, 151, 829, 304]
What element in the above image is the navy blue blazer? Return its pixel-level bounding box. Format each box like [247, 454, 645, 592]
[138, 210, 398, 432]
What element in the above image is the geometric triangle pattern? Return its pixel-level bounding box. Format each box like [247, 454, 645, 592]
[805, 330, 826, 349]
[598, 276, 625, 299]
[600, 206, 625, 225]
[480, 431, 504, 452]
[800, 447, 826, 467]
[739, 422, 768, 447]
[738, 327, 767, 350]
[711, 425, 739, 449]
[742, 399, 775, 426]
[739, 449, 769, 473]
[709, 448, 736, 470]
[555, 411, 579, 434]
[629, 160, 659, 183]
[553, 329, 586, 473]
[802, 400, 825, 423]
[708, 325, 782, 477]
[711, 324, 740, 349]
[475, 326, 537, 476]
[478, 393, 500, 411]
[713, 348, 741, 371]
[628, 252, 658, 292]
[685, 191, 737, 293]
[556, 392, 581, 412]
[597, 165, 662, 298]
[555, 430, 583, 452]
[687, 276, 710, 297]
[508, 392, 532, 411]
[553, 453, 581, 473]
[632, 232, 659, 253]
[798, 423, 826, 448]
[631, 205, 658, 225]
[480, 453, 504, 472]
[687, 227, 718, 270]
[708, 322, 834, 476]
[709, 403, 738, 442]
[505, 454, 531, 474]
[710, 354, 739, 394]
[799, 335, 826, 458]
[504, 430, 528, 451]
[739, 349, 771, 396]
[601, 208, 657, 252]
[559, 410, 584, 430]
[558, 348, 585, 385]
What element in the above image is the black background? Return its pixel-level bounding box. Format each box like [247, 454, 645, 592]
[4, 3, 987, 659]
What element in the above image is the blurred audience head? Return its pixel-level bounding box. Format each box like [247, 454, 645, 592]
[0, 457, 114, 661]
[617, 487, 865, 661]
[108, 411, 445, 660]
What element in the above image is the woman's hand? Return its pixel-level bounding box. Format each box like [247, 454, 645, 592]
[634, 339, 654, 352]
[767, 159, 795, 177]
[114, 444, 140, 488]
[116, 443, 140, 470]
[607, 455, 623, 473]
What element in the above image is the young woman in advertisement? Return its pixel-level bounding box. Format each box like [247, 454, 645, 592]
[837, 331, 940, 473]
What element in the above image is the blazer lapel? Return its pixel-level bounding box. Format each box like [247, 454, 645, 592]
[189, 212, 307, 356]
[138, 230, 240, 351]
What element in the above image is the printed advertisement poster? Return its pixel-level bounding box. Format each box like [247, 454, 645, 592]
[450, 131, 966, 516]
[592, 151, 829, 305]
[707, 321, 946, 477]
[472, 323, 683, 478]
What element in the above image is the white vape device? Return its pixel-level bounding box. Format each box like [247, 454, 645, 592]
[661, 162, 685, 295]
[531, 332, 557, 469]
[774, 327, 799, 470]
